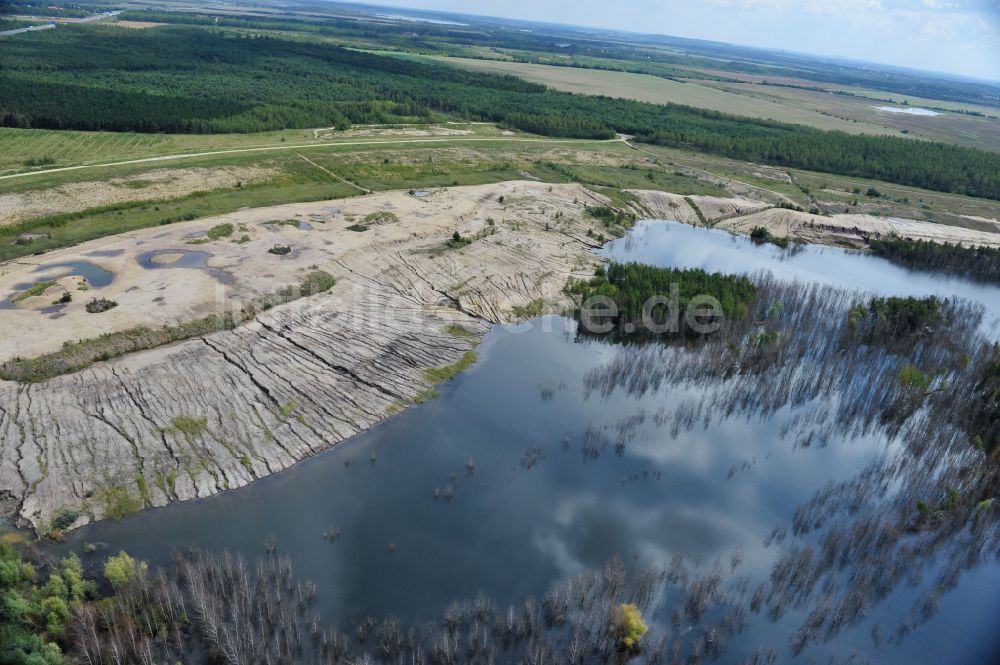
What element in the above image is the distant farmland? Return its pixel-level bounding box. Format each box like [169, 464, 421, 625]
[426, 56, 905, 136]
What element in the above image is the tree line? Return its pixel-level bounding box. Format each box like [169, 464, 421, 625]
[3, 26, 1000, 198]
[868, 238, 1000, 284]
[566, 262, 757, 337]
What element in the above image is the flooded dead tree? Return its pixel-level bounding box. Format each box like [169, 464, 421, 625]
[65, 550, 754, 665]
[577, 270, 1000, 654]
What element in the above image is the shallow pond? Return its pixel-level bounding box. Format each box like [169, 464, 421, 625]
[49, 221, 1000, 664]
[33, 259, 114, 288]
[262, 220, 313, 231]
[0, 260, 115, 310]
[136, 248, 234, 285]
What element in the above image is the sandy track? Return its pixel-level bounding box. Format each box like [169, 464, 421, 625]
[0, 136, 614, 182]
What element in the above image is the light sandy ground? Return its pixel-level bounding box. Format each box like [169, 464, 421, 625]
[0, 181, 603, 363]
[0, 181, 613, 531]
[113, 20, 167, 28]
[314, 127, 475, 140]
[630, 190, 1000, 248]
[960, 214, 1000, 232]
[0, 166, 274, 226]
[5, 182, 998, 364]
[720, 209, 1000, 248]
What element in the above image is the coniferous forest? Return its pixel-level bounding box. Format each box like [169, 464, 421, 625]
[868, 238, 1000, 284]
[2, 26, 1000, 199]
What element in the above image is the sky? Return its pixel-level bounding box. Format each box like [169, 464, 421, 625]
[368, 0, 1000, 81]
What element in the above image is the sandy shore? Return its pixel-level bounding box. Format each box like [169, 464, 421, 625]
[629, 190, 1000, 248]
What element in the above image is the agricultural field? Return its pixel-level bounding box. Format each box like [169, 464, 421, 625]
[695, 77, 1000, 152]
[423, 55, 909, 138]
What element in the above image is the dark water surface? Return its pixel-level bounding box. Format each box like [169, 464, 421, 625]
[601, 220, 1000, 335]
[50, 220, 1000, 664]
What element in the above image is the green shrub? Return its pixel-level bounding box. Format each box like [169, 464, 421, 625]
[168, 415, 207, 437]
[611, 603, 648, 650]
[97, 487, 144, 521]
[206, 223, 234, 240]
[85, 298, 118, 314]
[297, 270, 336, 297]
[103, 552, 147, 590]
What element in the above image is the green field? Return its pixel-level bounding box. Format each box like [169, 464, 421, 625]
[0, 136, 624, 260]
[6, 128, 998, 266]
[0, 123, 518, 176]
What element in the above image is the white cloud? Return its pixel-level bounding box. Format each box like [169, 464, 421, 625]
[379, 0, 1000, 80]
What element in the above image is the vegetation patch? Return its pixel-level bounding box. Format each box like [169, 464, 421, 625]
[869, 238, 1000, 284]
[444, 230, 472, 249]
[586, 204, 635, 229]
[422, 351, 478, 385]
[96, 486, 144, 521]
[161, 415, 208, 438]
[272, 401, 298, 418]
[363, 211, 399, 225]
[848, 295, 947, 339]
[749, 226, 790, 248]
[13, 281, 57, 303]
[0, 313, 239, 383]
[206, 223, 234, 240]
[442, 324, 478, 339]
[84, 298, 118, 314]
[611, 603, 648, 651]
[511, 298, 547, 319]
[0, 543, 94, 662]
[566, 263, 757, 337]
[684, 196, 708, 225]
[268, 245, 292, 255]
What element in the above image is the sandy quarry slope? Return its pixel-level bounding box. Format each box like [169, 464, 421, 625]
[2, 180, 998, 533]
[629, 190, 1000, 248]
[0, 182, 608, 532]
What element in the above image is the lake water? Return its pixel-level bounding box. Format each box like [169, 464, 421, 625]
[47, 220, 1000, 663]
[875, 106, 941, 116]
[602, 220, 1000, 336]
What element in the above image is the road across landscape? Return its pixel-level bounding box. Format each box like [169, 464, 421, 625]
[0, 23, 54, 37]
[0, 10, 120, 37]
[0, 135, 621, 181]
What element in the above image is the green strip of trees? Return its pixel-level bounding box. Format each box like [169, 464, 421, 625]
[3, 27, 1000, 199]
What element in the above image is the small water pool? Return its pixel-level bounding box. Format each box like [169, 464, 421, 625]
[875, 106, 941, 116]
[136, 249, 234, 285]
[33, 260, 114, 288]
